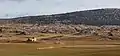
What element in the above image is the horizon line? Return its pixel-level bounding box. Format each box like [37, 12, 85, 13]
[0, 7, 120, 19]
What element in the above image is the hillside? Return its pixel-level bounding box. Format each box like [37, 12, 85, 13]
[1, 8, 120, 25]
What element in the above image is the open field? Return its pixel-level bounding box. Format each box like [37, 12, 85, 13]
[1, 41, 120, 56]
[1, 24, 120, 56]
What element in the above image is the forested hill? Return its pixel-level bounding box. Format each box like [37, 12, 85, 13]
[1, 8, 120, 25]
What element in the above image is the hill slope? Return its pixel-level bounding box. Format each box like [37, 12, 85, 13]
[1, 8, 120, 25]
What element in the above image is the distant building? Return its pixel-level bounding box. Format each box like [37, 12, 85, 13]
[31, 37, 37, 42]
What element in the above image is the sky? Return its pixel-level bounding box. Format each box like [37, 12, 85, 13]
[0, 0, 120, 18]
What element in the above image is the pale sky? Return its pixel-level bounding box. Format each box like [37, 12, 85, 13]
[0, 0, 120, 18]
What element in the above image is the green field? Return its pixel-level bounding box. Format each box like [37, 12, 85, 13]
[0, 42, 120, 56]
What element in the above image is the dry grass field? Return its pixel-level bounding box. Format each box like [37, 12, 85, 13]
[1, 24, 120, 56]
[0, 41, 120, 56]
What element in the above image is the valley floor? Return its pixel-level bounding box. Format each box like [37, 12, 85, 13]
[0, 41, 120, 56]
[0, 24, 120, 56]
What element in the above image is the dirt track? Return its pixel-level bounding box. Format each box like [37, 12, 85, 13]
[36, 45, 120, 50]
[0, 43, 120, 50]
[62, 45, 119, 48]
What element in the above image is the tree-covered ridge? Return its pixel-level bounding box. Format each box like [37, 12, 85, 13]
[1, 8, 120, 25]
